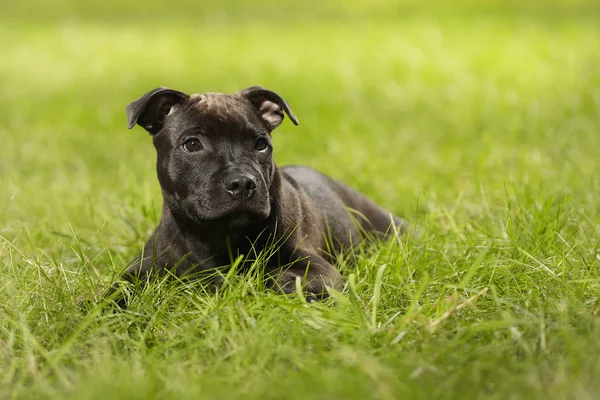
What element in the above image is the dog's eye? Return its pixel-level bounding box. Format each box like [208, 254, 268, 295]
[255, 138, 269, 152]
[183, 139, 202, 152]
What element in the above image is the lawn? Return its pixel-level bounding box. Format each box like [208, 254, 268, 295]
[1, 0, 600, 398]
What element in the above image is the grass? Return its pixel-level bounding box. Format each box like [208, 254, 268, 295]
[1, 0, 600, 398]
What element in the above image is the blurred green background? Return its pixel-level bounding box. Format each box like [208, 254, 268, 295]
[1, 0, 600, 398]
[2, 0, 598, 238]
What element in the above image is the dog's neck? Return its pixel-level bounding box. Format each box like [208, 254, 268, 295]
[161, 206, 244, 249]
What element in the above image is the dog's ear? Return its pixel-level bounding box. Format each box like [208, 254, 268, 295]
[235, 86, 299, 131]
[126, 87, 188, 134]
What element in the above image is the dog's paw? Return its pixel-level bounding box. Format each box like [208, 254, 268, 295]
[268, 270, 331, 301]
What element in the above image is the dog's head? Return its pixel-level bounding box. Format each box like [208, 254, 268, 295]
[125, 86, 298, 230]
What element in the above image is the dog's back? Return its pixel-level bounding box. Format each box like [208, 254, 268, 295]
[281, 165, 406, 249]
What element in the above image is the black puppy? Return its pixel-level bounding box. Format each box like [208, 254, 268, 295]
[123, 86, 407, 299]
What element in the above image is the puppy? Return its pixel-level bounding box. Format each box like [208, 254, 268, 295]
[122, 86, 407, 299]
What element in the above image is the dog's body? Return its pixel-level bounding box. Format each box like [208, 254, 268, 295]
[124, 86, 406, 298]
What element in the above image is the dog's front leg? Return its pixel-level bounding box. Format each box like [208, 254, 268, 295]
[264, 252, 343, 300]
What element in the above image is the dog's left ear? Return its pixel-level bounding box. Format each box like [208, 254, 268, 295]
[126, 87, 188, 134]
[235, 86, 299, 131]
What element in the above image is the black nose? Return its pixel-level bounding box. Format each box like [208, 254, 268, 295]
[223, 174, 257, 200]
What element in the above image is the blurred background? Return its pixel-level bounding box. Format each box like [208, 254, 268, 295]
[1, 0, 599, 268]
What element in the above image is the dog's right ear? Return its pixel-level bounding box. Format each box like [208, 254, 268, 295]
[126, 87, 188, 134]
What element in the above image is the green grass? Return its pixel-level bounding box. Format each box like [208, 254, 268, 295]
[1, 1, 600, 398]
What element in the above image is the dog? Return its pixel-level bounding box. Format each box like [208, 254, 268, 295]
[121, 85, 408, 300]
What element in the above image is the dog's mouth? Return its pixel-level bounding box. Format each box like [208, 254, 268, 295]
[190, 199, 270, 226]
[216, 205, 264, 221]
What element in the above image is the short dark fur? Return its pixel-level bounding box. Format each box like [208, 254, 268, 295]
[123, 86, 407, 299]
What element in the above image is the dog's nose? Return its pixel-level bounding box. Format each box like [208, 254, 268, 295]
[223, 174, 257, 200]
